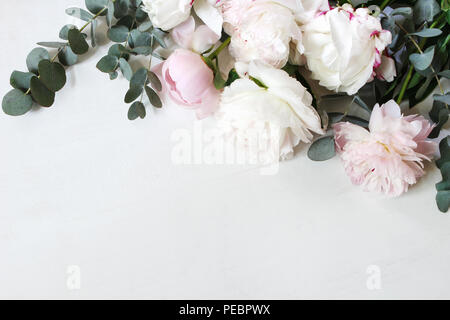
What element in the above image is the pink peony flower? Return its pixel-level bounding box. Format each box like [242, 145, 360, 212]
[333, 100, 437, 197]
[161, 49, 220, 119]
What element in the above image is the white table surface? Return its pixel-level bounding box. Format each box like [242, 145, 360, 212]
[1, 0, 450, 299]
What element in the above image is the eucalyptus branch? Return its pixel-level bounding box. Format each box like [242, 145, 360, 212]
[395, 21, 447, 107]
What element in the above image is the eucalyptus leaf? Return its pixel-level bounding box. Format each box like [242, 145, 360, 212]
[26, 48, 50, 74]
[124, 87, 142, 103]
[109, 71, 118, 80]
[131, 46, 152, 56]
[147, 71, 162, 91]
[119, 58, 132, 80]
[2, 89, 33, 116]
[58, 46, 78, 66]
[91, 20, 98, 48]
[307, 136, 336, 161]
[145, 86, 162, 108]
[434, 93, 450, 105]
[409, 28, 443, 37]
[10, 71, 35, 92]
[37, 42, 67, 49]
[128, 101, 146, 120]
[108, 44, 130, 60]
[68, 28, 89, 55]
[151, 29, 167, 48]
[65, 7, 93, 21]
[414, 0, 441, 25]
[96, 55, 119, 73]
[130, 68, 148, 89]
[106, 0, 115, 27]
[436, 190, 450, 213]
[85, 0, 108, 15]
[138, 21, 153, 32]
[30, 77, 55, 107]
[38, 60, 67, 92]
[439, 70, 450, 79]
[59, 24, 77, 40]
[107, 25, 129, 42]
[114, 0, 129, 19]
[409, 46, 435, 71]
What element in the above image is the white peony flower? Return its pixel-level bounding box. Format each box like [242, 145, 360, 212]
[301, 4, 392, 95]
[294, 0, 330, 25]
[142, 0, 223, 35]
[216, 61, 324, 161]
[221, 0, 303, 68]
[142, 0, 193, 31]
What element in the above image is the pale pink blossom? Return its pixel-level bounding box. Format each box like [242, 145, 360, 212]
[171, 16, 220, 53]
[161, 49, 220, 119]
[333, 100, 436, 197]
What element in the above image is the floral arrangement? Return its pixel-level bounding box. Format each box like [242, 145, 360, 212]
[2, 0, 450, 212]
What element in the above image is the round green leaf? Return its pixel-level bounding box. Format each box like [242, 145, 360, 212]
[38, 60, 67, 92]
[145, 86, 162, 108]
[26, 48, 50, 74]
[30, 77, 55, 107]
[58, 46, 78, 66]
[96, 55, 119, 73]
[10, 71, 35, 92]
[59, 24, 76, 40]
[409, 46, 435, 71]
[436, 190, 450, 213]
[2, 89, 33, 116]
[109, 71, 119, 80]
[85, 0, 108, 15]
[107, 25, 129, 43]
[124, 87, 142, 103]
[68, 28, 89, 55]
[128, 101, 146, 120]
[307, 136, 336, 161]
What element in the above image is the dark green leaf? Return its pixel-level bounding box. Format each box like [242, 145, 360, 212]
[147, 71, 162, 91]
[131, 46, 152, 56]
[30, 77, 55, 107]
[108, 44, 130, 60]
[114, 0, 129, 19]
[138, 21, 153, 32]
[439, 70, 450, 79]
[128, 101, 146, 120]
[59, 24, 77, 40]
[68, 28, 89, 55]
[38, 60, 67, 92]
[26, 48, 50, 74]
[145, 86, 162, 108]
[2, 89, 33, 116]
[124, 87, 142, 103]
[109, 71, 118, 80]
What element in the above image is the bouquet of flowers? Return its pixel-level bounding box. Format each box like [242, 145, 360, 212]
[2, 0, 450, 212]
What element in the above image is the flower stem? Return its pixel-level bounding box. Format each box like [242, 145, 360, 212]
[380, 0, 392, 10]
[208, 37, 231, 60]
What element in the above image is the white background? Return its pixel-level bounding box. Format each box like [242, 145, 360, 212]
[1, 0, 449, 299]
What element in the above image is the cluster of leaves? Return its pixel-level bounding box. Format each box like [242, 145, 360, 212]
[94, 0, 164, 120]
[436, 137, 450, 212]
[2, 0, 165, 120]
[309, 0, 450, 212]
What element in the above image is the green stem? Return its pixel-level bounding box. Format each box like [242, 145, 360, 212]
[380, 0, 392, 10]
[207, 37, 231, 60]
[80, 3, 112, 32]
[396, 66, 414, 105]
